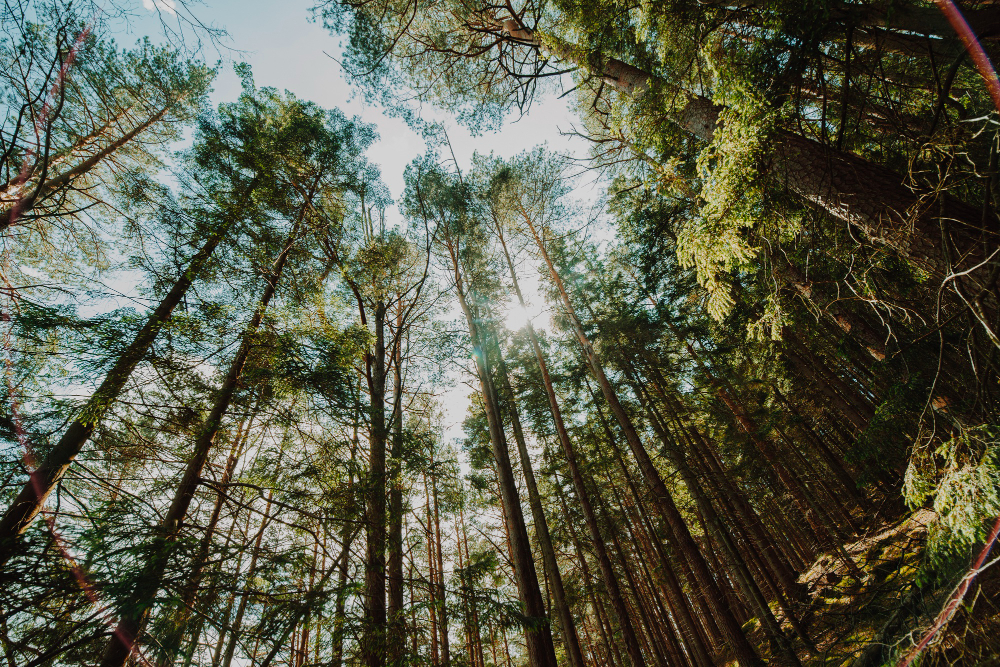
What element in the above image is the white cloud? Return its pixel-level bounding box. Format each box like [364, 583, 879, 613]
[142, 0, 177, 15]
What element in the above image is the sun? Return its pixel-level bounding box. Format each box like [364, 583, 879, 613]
[504, 302, 533, 331]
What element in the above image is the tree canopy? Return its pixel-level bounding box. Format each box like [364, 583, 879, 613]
[2, 0, 1000, 666]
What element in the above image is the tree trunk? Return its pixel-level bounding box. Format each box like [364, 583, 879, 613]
[595, 494, 667, 667]
[364, 300, 389, 667]
[652, 382, 809, 601]
[496, 226, 618, 667]
[525, 219, 763, 667]
[387, 323, 406, 665]
[0, 102, 176, 230]
[442, 229, 558, 667]
[176, 494, 243, 667]
[833, 2, 1000, 43]
[220, 493, 275, 667]
[155, 411, 254, 667]
[98, 219, 299, 667]
[590, 392, 717, 667]
[432, 471, 451, 667]
[684, 415, 807, 601]
[503, 340, 645, 667]
[333, 428, 360, 667]
[259, 531, 357, 667]
[203, 508, 253, 667]
[554, 483, 628, 667]
[493, 352, 586, 667]
[634, 380, 809, 662]
[0, 211, 241, 564]
[505, 22, 992, 284]
[425, 472, 440, 667]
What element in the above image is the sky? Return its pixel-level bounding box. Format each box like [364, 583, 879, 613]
[127, 0, 591, 226]
[120, 0, 598, 443]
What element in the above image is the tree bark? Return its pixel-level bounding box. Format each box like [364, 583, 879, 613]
[0, 211, 240, 564]
[525, 219, 763, 667]
[98, 218, 299, 667]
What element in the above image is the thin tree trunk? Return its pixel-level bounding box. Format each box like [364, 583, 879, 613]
[221, 492, 276, 667]
[460, 501, 485, 667]
[496, 226, 622, 667]
[364, 300, 389, 667]
[606, 466, 710, 667]
[155, 410, 255, 667]
[492, 353, 586, 667]
[441, 228, 558, 667]
[432, 471, 451, 667]
[0, 207, 245, 563]
[99, 217, 300, 667]
[589, 395, 716, 667]
[774, 384, 870, 506]
[387, 320, 406, 666]
[259, 530, 358, 667]
[177, 498, 243, 667]
[554, 482, 627, 667]
[333, 416, 361, 667]
[635, 379, 808, 663]
[660, 392, 807, 602]
[525, 221, 762, 667]
[0, 102, 178, 230]
[205, 507, 254, 667]
[596, 494, 667, 667]
[425, 472, 440, 667]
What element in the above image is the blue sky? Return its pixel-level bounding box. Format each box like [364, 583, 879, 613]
[129, 0, 592, 227]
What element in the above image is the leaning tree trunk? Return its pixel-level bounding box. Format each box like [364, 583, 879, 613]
[0, 101, 178, 230]
[443, 231, 558, 667]
[502, 21, 992, 284]
[491, 337, 586, 667]
[0, 201, 249, 567]
[525, 219, 764, 667]
[220, 492, 276, 667]
[496, 236, 645, 667]
[632, 378, 808, 663]
[155, 416, 253, 667]
[98, 220, 299, 667]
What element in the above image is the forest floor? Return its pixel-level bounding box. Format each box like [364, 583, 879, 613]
[800, 507, 934, 664]
[750, 506, 1000, 666]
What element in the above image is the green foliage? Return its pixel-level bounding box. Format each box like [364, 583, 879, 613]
[906, 425, 1000, 567]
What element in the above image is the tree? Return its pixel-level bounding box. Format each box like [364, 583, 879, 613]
[406, 154, 560, 667]
[92, 82, 378, 667]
